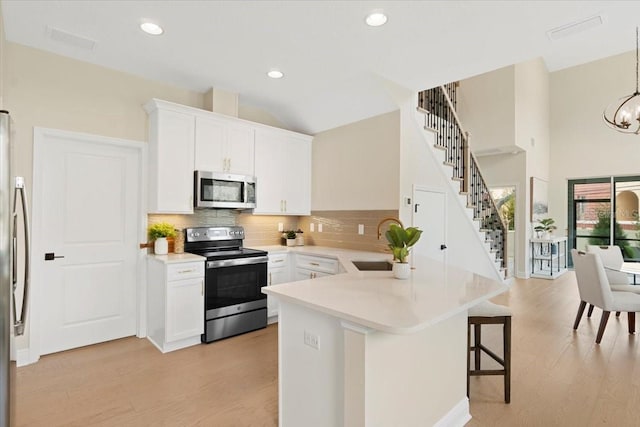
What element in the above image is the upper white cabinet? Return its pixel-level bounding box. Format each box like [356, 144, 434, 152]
[145, 101, 195, 214]
[145, 99, 311, 215]
[194, 115, 255, 176]
[254, 128, 312, 215]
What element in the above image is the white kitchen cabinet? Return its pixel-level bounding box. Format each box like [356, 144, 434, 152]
[266, 253, 290, 319]
[147, 257, 205, 353]
[254, 128, 312, 215]
[145, 100, 195, 213]
[294, 253, 338, 281]
[295, 268, 333, 281]
[194, 115, 255, 176]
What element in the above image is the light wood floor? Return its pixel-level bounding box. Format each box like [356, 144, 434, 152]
[15, 272, 640, 426]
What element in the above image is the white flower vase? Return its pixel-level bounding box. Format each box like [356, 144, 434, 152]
[154, 237, 168, 255]
[393, 262, 411, 280]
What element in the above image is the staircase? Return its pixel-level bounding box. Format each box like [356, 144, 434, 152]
[417, 83, 508, 278]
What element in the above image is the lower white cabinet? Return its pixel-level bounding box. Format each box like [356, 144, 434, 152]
[294, 254, 338, 281]
[265, 252, 339, 319]
[294, 268, 333, 281]
[147, 257, 205, 353]
[267, 253, 289, 318]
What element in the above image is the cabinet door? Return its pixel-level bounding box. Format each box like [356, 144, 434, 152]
[254, 129, 286, 214]
[266, 266, 289, 317]
[194, 115, 226, 172]
[294, 267, 332, 281]
[149, 109, 195, 213]
[227, 123, 255, 175]
[166, 277, 204, 342]
[283, 136, 311, 215]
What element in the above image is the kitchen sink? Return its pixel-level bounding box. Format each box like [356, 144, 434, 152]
[352, 261, 393, 271]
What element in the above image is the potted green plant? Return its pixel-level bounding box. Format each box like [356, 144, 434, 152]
[534, 218, 556, 239]
[148, 222, 176, 255]
[385, 223, 423, 279]
[285, 230, 297, 247]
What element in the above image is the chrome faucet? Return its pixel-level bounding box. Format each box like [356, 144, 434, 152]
[377, 217, 403, 240]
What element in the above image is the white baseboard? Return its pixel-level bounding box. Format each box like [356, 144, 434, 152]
[16, 348, 39, 367]
[434, 397, 471, 427]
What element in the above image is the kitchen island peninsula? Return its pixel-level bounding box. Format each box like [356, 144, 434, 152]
[263, 254, 509, 427]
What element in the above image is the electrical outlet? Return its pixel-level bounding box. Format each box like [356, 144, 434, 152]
[318, 223, 323, 233]
[278, 223, 284, 232]
[304, 330, 320, 349]
[310, 223, 315, 232]
[358, 224, 364, 235]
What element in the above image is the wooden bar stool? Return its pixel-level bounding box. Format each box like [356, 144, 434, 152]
[467, 301, 512, 403]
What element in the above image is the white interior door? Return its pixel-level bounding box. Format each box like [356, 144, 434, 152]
[33, 129, 142, 355]
[413, 188, 447, 263]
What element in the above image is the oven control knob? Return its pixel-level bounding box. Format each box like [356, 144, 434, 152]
[194, 232, 200, 237]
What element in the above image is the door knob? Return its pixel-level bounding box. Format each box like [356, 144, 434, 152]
[44, 252, 65, 261]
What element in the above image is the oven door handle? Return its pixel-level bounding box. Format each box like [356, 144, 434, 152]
[207, 256, 269, 269]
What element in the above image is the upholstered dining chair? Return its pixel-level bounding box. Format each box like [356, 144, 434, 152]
[571, 249, 640, 344]
[586, 245, 638, 318]
[586, 245, 630, 286]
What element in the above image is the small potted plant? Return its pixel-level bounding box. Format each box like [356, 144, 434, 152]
[534, 218, 556, 239]
[385, 223, 423, 279]
[285, 230, 297, 247]
[148, 222, 176, 255]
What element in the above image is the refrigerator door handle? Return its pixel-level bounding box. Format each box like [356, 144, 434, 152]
[12, 177, 30, 336]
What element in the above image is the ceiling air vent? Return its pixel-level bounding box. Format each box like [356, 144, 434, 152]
[47, 26, 96, 51]
[547, 15, 604, 41]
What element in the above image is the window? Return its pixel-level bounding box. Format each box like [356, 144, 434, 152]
[568, 176, 640, 266]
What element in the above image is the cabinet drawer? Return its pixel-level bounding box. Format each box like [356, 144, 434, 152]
[268, 253, 289, 267]
[295, 254, 338, 274]
[167, 262, 204, 281]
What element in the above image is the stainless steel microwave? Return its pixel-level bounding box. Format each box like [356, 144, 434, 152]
[194, 171, 256, 209]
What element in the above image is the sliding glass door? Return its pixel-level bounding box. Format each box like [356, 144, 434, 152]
[568, 176, 640, 266]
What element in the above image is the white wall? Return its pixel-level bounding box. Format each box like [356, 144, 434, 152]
[457, 66, 517, 154]
[311, 111, 400, 211]
[458, 58, 550, 277]
[516, 58, 550, 183]
[549, 49, 640, 235]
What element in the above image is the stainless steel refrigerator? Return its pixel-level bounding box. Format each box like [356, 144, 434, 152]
[0, 110, 30, 427]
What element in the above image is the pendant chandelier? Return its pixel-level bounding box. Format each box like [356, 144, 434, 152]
[603, 27, 640, 134]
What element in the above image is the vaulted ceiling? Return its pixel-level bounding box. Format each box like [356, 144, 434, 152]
[3, 1, 639, 134]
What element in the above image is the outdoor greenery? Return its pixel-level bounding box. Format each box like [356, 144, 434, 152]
[588, 209, 632, 257]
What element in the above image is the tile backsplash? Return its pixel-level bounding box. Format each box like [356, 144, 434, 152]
[298, 210, 399, 253]
[147, 210, 297, 247]
[148, 209, 398, 252]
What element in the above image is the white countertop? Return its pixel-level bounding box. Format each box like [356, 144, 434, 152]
[262, 248, 509, 334]
[147, 252, 206, 264]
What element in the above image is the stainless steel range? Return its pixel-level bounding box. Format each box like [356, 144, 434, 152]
[184, 226, 268, 343]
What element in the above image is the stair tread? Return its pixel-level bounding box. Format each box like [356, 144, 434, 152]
[443, 161, 455, 167]
[433, 144, 447, 150]
[416, 106, 430, 115]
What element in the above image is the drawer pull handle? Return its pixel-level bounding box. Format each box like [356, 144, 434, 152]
[310, 262, 320, 267]
[177, 269, 196, 274]
[273, 259, 284, 263]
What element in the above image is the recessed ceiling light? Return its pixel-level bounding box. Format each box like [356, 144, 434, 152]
[140, 22, 164, 36]
[267, 70, 284, 79]
[365, 11, 387, 27]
